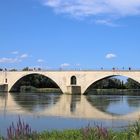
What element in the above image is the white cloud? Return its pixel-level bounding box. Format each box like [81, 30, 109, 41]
[95, 19, 118, 27]
[106, 53, 117, 59]
[20, 54, 28, 58]
[0, 57, 20, 63]
[37, 59, 44, 63]
[0, 52, 30, 64]
[43, 0, 140, 19]
[60, 63, 70, 67]
[11, 51, 19, 55]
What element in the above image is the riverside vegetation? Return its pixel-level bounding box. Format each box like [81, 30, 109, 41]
[85, 78, 140, 95]
[1, 117, 140, 140]
[10, 74, 60, 93]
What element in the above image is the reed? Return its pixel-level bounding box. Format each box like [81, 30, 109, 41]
[6, 116, 37, 140]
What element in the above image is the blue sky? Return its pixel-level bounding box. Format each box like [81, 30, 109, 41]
[0, 0, 140, 70]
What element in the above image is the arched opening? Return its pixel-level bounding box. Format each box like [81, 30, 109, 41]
[84, 75, 140, 95]
[10, 74, 62, 93]
[71, 76, 77, 85]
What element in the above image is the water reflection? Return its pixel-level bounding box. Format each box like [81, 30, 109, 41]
[11, 93, 61, 112]
[70, 95, 81, 113]
[127, 96, 140, 107]
[0, 92, 140, 136]
[0, 92, 137, 120]
[86, 95, 140, 116]
[0, 92, 8, 117]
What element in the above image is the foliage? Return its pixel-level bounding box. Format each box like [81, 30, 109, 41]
[1, 119, 140, 140]
[10, 74, 59, 92]
[38, 129, 83, 140]
[129, 120, 140, 138]
[89, 78, 125, 89]
[88, 77, 140, 90]
[22, 67, 30, 71]
[37, 121, 140, 140]
[125, 78, 140, 89]
[20, 86, 61, 93]
[6, 116, 37, 140]
[0, 136, 4, 140]
[81, 124, 112, 140]
[9, 69, 17, 71]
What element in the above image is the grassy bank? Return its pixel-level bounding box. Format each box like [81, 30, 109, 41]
[86, 89, 140, 95]
[20, 86, 61, 93]
[1, 118, 140, 140]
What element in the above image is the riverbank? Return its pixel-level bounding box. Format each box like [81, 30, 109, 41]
[19, 86, 61, 93]
[1, 120, 140, 140]
[86, 89, 140, 95]
[14, 86, 140, 95]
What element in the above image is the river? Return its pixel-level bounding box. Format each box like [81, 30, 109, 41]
[0, 92, 140, 136]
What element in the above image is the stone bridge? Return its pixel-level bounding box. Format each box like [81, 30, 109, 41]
[0, 70, 140, 94]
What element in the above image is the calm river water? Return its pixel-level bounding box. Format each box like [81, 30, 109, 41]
[0, 92, 140, 136]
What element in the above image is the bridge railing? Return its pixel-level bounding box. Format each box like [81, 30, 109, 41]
[1, 68, 140, 72]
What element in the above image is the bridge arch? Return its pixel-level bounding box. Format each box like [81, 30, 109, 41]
[83, 74, 140, 94]
[8, 73, 63, 93]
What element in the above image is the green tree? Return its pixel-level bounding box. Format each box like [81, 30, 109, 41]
[22, 67, 29, 71]
[91, 78, 125, 89]
[125, 78, 140, 89]
[10, 74, 59, 92]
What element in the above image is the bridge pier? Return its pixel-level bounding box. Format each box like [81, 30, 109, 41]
[0, 84, 8, 92]
[67, 86, 81, 94]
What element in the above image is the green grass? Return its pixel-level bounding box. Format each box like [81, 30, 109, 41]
[3, 119, 140, 140]
[36, 128, 140, 140]
[38, 129, 83, 140]
[86, 89, 140, 95]
[20, 86, 61, 93]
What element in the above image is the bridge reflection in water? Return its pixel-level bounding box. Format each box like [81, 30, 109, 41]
[1, 92, 140, 136]
[0, 93, 140, 121]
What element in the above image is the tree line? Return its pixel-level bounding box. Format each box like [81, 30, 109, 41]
[11, 74, 59, 92]
[91, 78, 140, 89]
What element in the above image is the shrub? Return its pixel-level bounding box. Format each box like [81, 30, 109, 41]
[6, 116, 37, 140]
